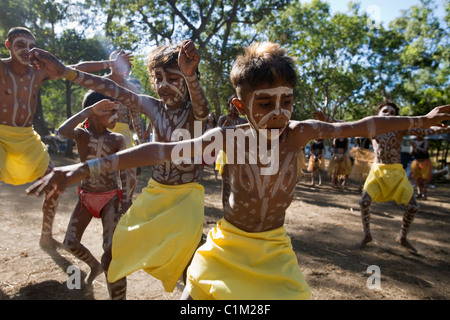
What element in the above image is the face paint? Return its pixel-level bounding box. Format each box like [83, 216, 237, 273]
[154, 67, 187, 106]
[10, 36, 36, 66]
[378, 106, 396, 117]
[107, 106, 119, 128]
[246, 86, 293, 138]
[109, 112, 119, 124]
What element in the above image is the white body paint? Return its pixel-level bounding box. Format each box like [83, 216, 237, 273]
[247, 86, 293, 133]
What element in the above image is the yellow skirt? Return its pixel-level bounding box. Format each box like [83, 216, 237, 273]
[215, 150, 227, 175]
[364, 163, 413, 205]
[0, 124, 49, 185]
[111, 122, 136, 149]
[108, 178, 204, 292]
[185, 218, 311, 300]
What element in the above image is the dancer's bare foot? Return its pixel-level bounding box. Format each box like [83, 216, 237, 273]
[84, 262, 103, 288]
[396, 235, 418, 254]
[359, 234, 372, 249]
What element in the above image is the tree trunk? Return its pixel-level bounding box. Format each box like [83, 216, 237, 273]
[32, 91, 51, 137]
[64, 80, 75, 157]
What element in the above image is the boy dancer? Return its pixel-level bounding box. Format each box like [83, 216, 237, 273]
[315, 102, 450, 253]
[0, 27, 59, 249]
[0, 27, 134, 249]
[27, 42, 450, 299]
[58, 91, 128, 299]
[26, 40, 210, 292]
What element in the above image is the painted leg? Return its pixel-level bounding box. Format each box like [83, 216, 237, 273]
[105, 276, 127, 300]
[63, 203, 103, 288]
[359, 191, 373, 248]
[40, 191, 61, 249]
[396, 196, 419, 254]
[101, 197, 127, 300]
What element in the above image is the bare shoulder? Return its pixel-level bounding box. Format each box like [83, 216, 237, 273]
[288, 119, 323, 134]
[140, 94, 163, 116]
[0, 58, 12, 76]
[286, 120, 324, 146]
[109, 131, 127, 150]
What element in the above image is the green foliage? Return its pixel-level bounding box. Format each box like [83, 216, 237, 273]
[0, 0, 448, 128]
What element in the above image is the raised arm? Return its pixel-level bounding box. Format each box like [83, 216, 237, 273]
[29, 48, 158, 116]
[70, 60, 110, 73]
[58, 99, 117, 139]
[69, 51, 134, 74]
[178, 40, 210, 120]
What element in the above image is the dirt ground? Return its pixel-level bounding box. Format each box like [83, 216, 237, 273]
[0, 154, 449, 300]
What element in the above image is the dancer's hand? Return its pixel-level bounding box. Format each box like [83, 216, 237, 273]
[29, 48, 66, 78]
[425, 104, 450, 128]
[26, 164, 89, 198]
[178, 40, 200, 78]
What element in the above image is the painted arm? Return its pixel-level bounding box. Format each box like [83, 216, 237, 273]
[25, 127, 222, 197]
[57, 99, 117, 139]
[178, 40, 210, 120]
[69, 60, 111, 73]
[69, 51, 133, 74]
[29, 48, 158, 117]
[405, 125, 450, 137]
[299, 105, 450, 142]
[26, 142, 174, 197]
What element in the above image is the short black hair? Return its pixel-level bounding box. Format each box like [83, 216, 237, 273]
[230, 42, 297, 96]
[375, 100, 399, 116]
[82, 90, 114, 109]
[7, 27, 35, 41]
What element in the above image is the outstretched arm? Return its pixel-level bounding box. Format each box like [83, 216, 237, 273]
[406, 125, 450, 137]
[299, 105, 450, 142]
[29, 48, 157, 116]
[26, 142, 176, 197]
[26, 127, 223, 197]
[69, 51, 134, 74]
[178, 40, 210, 121]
